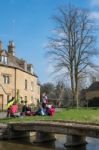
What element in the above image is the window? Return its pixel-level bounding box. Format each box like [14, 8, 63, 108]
[24, 96, 27, 103]
[31, 81, 34, 91]
[1, 56, 8, 64]
[25, 79, 27, 90]
[3, 75, 10, 84]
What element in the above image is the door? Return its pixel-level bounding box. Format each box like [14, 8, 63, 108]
[0, 94, 3, 110]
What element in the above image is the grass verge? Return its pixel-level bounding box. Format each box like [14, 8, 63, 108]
[0, 108, 99, 124]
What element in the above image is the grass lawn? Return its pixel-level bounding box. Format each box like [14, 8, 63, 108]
[1, 108, 99, 124]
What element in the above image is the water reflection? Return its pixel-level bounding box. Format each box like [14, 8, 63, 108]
[0, 141, 86, 150]
[66, 146, 86, 150]
[0, 135, 99, 150]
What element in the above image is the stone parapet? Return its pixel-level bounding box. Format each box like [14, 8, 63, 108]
[1, 121, 99, 146]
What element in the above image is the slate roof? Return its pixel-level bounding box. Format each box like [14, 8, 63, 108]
[87, 82, 99, 91]
[0, 40, 38, 78]
[0, 50, 37, 77]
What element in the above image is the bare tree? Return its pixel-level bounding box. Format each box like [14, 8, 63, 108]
[46, 5, 98, 107]
[40, 82, 55, 99]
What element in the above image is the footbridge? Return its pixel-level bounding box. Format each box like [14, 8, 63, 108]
[1, 121, 99, 146]
[9, 121, 99, 138]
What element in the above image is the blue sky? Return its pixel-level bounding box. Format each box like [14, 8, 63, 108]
[0, 0, 99, 84]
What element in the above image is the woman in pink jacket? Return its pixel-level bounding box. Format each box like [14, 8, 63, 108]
[9, 102, 18, 117]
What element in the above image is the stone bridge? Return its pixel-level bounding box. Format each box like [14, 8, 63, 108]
[1, 121, 99, 146]
[9, 121, 99, 138]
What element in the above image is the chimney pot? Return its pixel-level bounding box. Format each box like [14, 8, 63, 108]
[8, 40, 15, 56]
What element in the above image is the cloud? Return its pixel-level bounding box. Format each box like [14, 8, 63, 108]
[89, 11, 99, 20]
[91, 0, 99, 6]
[46, 64, 54, 74]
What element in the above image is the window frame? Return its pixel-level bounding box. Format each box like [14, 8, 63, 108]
[25, 79, 27, 90]
[0, 55, 8, 64]
[3, 75, 10, 84]
[31, 81, 34, 91]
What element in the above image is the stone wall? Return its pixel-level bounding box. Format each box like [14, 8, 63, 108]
[0, 65, 40, 110]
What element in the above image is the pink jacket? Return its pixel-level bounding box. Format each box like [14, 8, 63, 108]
[10, 104, 18, 114]
[49, 106, 55, 116]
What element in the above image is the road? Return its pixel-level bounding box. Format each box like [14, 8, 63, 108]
[0, 112, 7, 119]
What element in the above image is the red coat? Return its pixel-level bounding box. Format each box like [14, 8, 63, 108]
[49, 106, 55, 116]
[10, 104, 18, 114]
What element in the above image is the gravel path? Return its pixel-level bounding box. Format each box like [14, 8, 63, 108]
[0, 112, 7, 119]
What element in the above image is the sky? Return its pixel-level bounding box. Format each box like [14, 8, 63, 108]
[0, 0, 99, 84]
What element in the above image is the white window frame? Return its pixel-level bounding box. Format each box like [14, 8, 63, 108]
[31, 81, 34, 91]
[3, 75, 10, 84]
[1, 56, 8, 64]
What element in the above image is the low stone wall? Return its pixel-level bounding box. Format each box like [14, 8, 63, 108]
[0, 123, 55, 143]
[0, 123, 30, 140]
[0, 122, 86, 146]
[0, 123, 8, 139]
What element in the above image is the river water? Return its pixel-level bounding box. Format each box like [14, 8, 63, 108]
[0, 135, 99, 150]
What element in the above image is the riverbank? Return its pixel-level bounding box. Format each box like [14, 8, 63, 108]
[0, 108, 99, 125]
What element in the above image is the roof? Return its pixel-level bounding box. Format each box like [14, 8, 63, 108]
[87, 81, 99, 91]
[0, 50, 38, 78]
[0, 40, 39, 78]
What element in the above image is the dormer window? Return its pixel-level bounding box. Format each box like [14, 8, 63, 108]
[0, 56, 8, 64]
[27, 64, 33, 73]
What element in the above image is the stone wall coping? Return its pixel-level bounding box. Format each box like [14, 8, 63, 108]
[1, 121, 99, 139]
[8, 120, 99, 130]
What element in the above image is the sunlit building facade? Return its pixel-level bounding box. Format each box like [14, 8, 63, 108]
[0, 40, 40, 110]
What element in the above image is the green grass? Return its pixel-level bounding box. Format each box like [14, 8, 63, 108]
[1, 108, 99, 124]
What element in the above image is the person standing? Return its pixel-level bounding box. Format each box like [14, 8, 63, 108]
[42, 93, 48, 108]
[42, 93, 48, 103]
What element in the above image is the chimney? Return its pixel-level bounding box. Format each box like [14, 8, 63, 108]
[92, 76, 96, 83]
[8, 41, 15, 56]
[0, 41, 3, 51]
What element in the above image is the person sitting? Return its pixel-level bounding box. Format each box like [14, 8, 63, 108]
[9, 102, 18, 117]
[46, 105, 55, 116]
[21, 103, 32, 116]
[35, 104, 46, 116]
[49, 105, 55, 116]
